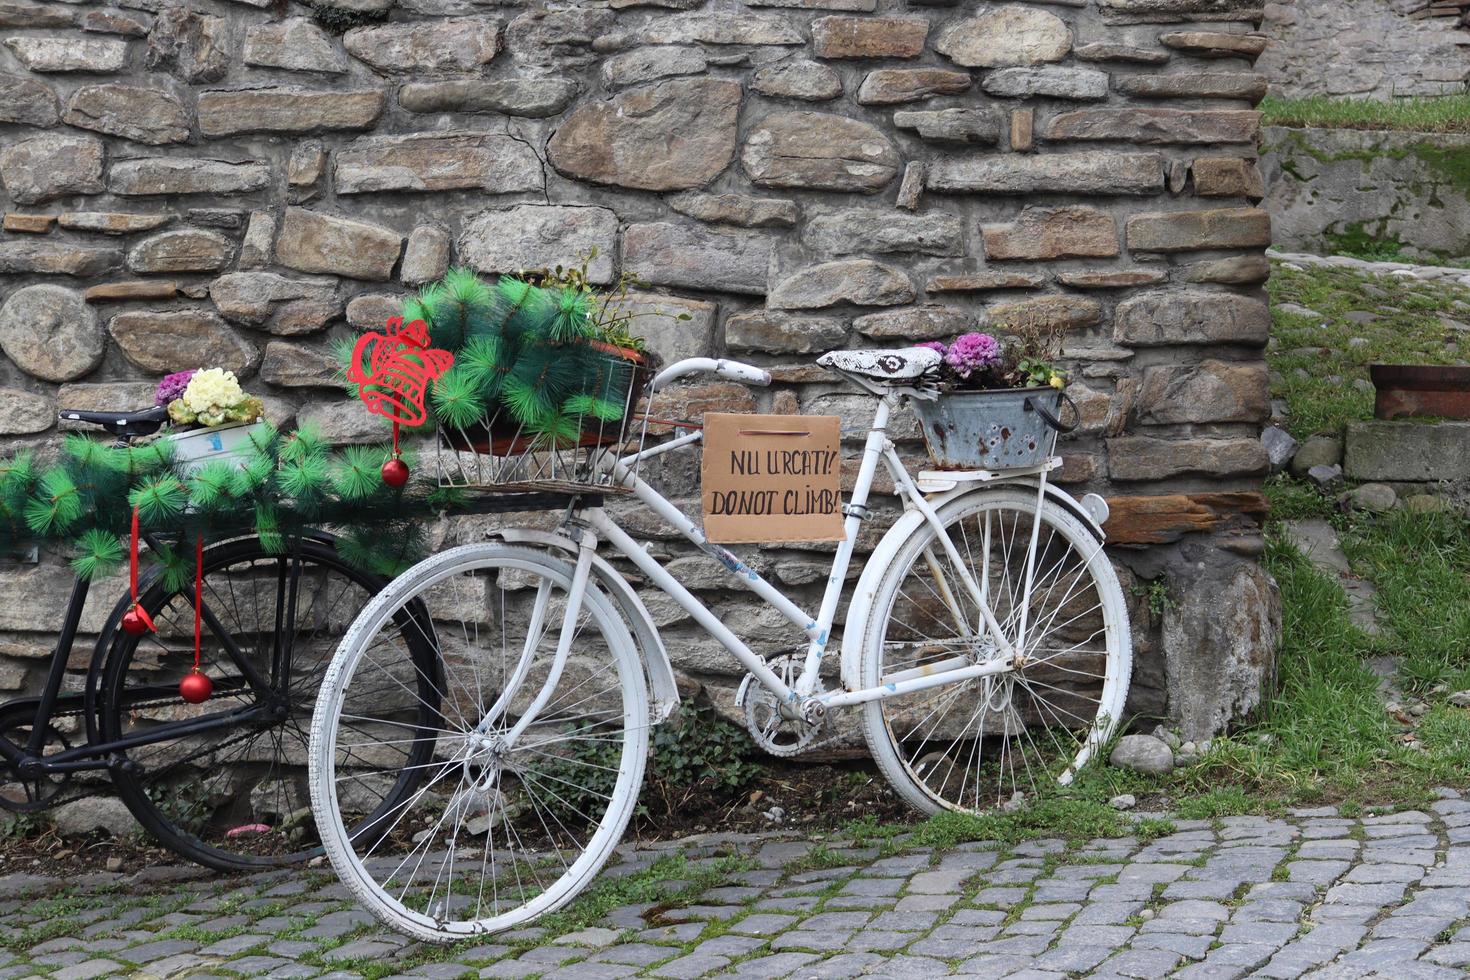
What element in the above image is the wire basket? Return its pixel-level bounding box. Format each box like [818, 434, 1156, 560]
[435, 342, 658, 494]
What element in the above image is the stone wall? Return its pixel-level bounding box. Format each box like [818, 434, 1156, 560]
[0, 0, 1279, 742]
[1260, 0, 1470, 99]
[1262, 126, 1470, 260]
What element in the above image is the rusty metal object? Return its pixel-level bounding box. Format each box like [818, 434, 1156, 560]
[1370, 364, 1470, 420]
[911, 387, 1073, 470]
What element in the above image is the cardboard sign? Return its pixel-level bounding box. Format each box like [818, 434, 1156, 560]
[701, 413, 845, 544]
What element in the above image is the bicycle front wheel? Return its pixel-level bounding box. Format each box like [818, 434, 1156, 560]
[309, 543, 648, 943]
[859, 487, 1131, 814]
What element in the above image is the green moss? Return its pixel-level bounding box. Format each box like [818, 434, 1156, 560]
[1270, 128, 1410, 169]
[1324, 219, 1404, 261]
[1411, 143, 1470, 200]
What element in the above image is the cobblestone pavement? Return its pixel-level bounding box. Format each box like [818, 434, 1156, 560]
[10, 794, 1470, 979]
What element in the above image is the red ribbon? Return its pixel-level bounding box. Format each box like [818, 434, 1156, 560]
[193, 534, 203, 672]
[127, 505, 155, 634]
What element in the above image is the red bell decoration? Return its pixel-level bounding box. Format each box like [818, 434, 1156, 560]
[347, 317, 453, 492]
[179, 669, 213, 704]
[120, 604, 153, 637]
[381, 455, 410, 488]
[347, 317, 454, 429]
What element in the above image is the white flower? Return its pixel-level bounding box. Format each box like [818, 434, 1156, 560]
[181, 368, 243, 415]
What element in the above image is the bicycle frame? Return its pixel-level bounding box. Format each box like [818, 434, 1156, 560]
[554, 390, 1052, 716]
[0, 533, 302, 781]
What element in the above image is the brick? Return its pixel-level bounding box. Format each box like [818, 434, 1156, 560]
[1058, 269, 1167, 288]
[927, 271, 1047, 292]
[1114, 72, 1268, 102]
[982, 206, 1119, 261]
[1113, 290, 1269, 345]
[336, 132, 543, 195]
[197, 87, 385, 137]
[1126, 207, 1271, 252]
[275, 208, 402, 281]
[1099, 0, 1266, 24]
[1138, 360, 1269, 423]
[1045, 108, 1260, 144]
[1191, 157, 1265, 198]
[726, 311, 847, 354]
[84, 280, 179, 303]
[989, 295, 1102, 332]
[2, 213, 54, 233]
[927, 151, 1164, 195]
[1159, 32, 1269, 58]
[1107, 436, 1269, 481]
[1011, 108, 1035, 151]
[856, 68, 970, 105]
[812, 16, 928, 58]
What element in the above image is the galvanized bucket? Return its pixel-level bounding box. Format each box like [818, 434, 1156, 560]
[912, 387, 1076, 470]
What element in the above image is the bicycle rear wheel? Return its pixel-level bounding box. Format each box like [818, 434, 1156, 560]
[859, 487, 1131, 814]
[100, 535, 440, 870]
[309, 543, 648, 943]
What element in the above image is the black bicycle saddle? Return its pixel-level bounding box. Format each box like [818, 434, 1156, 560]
[58, 405, 170, 437]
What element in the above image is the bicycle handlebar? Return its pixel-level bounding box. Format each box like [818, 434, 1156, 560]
[650, 357, 772, 393]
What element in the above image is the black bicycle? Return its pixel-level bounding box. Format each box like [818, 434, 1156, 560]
[0, 405, 441, 871]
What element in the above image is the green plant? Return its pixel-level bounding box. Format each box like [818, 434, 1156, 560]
[309, 1, 391, 33]
[531, 249, 676, 352]
[1131, 578, 1177, 618]
[526, 700, 762, 828]
[911, 796, 1129, 848]
[645, 702, 763, 813]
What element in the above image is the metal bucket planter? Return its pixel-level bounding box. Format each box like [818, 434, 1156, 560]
[912, 386, 1077, 470]
[163, 420, 268, 477]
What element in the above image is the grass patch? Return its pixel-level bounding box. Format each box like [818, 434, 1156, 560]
[909, 797, 1130, 849]
[1262, 94, 1470, 135]
[1268, 262, 1470, 439]
[1179, 534, 1394, 801]
[1343, 510, 1470, 692]
[1172, 787, 1258, 821]
[535, 853, 756, 936]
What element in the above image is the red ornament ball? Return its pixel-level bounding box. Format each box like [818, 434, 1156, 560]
[121, 605, 152, 637]
[381, 457, 410, 488]
[179, 670, 213, 704]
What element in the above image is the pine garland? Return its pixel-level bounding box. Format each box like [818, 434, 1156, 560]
[351, 268, 642, 447]
[0, 423, 442, 583]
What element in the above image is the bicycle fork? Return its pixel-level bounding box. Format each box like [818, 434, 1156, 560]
[480, 527, 599, 749]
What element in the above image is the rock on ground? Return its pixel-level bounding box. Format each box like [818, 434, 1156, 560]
[1109, 734, 1175, 775]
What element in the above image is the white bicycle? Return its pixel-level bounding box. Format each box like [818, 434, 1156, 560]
[307, 347, 1132, 942]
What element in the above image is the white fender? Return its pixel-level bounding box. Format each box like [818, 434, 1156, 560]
[493, 528, 681, 724]
[838, 477, 1106, 693]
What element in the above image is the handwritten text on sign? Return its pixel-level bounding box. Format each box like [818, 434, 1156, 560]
[701, 413, 845, 543]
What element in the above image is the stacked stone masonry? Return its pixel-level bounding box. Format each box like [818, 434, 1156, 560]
[0, 0, 1278, 741]
[1259, 0, 1470, 99]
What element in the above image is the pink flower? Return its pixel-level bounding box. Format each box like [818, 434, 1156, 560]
[154, 369, 196, 406]
[943, 333, 1001, 379]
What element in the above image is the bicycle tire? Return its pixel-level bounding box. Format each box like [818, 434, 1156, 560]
[100, 535, 441, 871]
[859, 487, 1132, 814]
[309, 543, 648, 942]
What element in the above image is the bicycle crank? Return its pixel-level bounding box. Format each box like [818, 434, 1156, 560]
[0, 721, 73, 812]
[736, 653, 829, 758]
